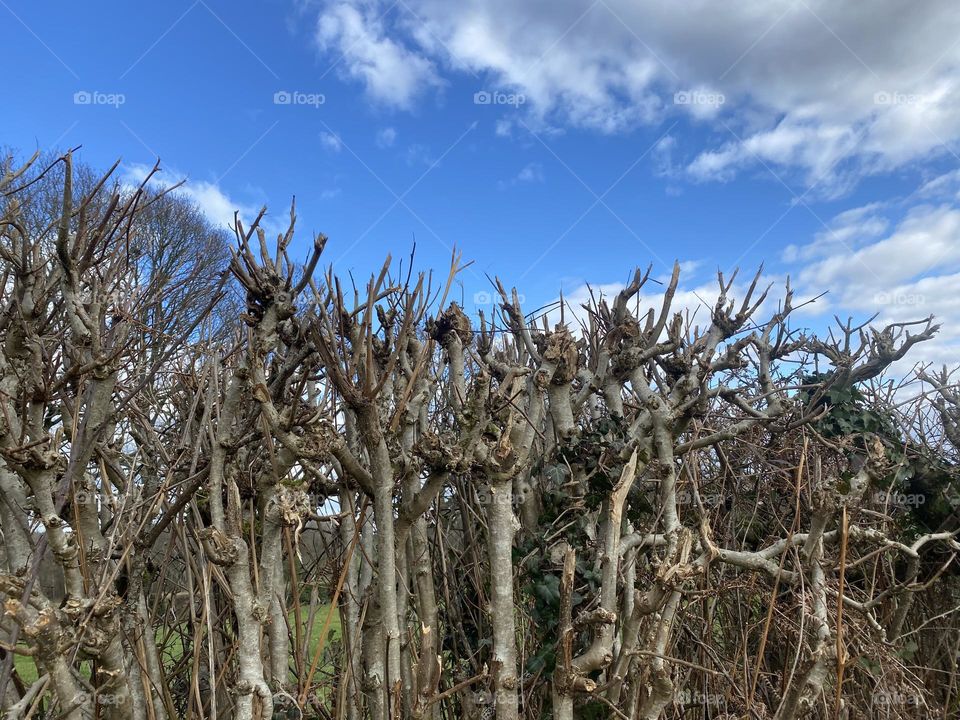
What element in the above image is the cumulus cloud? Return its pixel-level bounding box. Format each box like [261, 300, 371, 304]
[306, 0, 960, 370]
[121, 163, 281, 235]
[311, 0, 960, 191]
[657, 182, 960, 371]
[792, 202, 960, 312]
[179, 180, 252, 227]
[315, 2, 442, 108]
[783, 178, 960, 370]
[548, 270, 781, 344]
[797, 206, 960, 293]
[546, 170, 960, 373]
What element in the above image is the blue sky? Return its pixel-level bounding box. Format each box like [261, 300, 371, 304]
[4, 0, 960, 367]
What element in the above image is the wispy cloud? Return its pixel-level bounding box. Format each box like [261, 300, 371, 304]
[498, 162, 544, 189]
[320, 131, 343, 152]
[376, 126, 397, 148]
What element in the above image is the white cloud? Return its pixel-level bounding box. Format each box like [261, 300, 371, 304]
[796, 204, 960, 294]
[306, 1, 960, 370]
[782, 202, 889, 263]
[320, 131, 343, 152]
[916, 168, 960, 203]
[311, 0, 960, 191]
[516, 162, 543, 183]
[403, 143, 435, 166]
[785, 187, 960, 371]
[376, 126, 397, 147]
[675, 259, 701, 277]
[180, 180, 251, 228]
[549, 271, 780, 343]
[545, 175, 960, 374]
[314, 3, 442, 109]
[497, 162, 544, 190]
[121, 163, 283, 235]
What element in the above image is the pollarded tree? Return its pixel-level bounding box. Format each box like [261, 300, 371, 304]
[1, 149, 958, 720]
[0, 151, 231, 720]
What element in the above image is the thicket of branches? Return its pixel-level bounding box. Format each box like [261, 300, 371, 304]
[1, 150, 959, 720]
